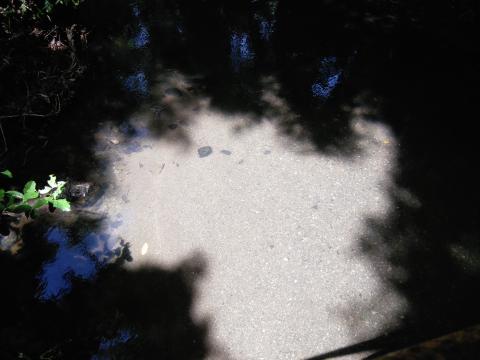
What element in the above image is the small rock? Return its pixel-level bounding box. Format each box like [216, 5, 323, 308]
[220, 149, 232, 155]
[198, 146, 213, 158]
[109, 138, 120, 145]
[168, 123, 178, 130]
[68, 183, 91, 199]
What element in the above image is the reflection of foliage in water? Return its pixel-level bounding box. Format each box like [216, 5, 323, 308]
[2, 0, 480, 357]
[230, 32, 255, 72]
[122, 71, 149, 96]
[0, 214, 209, 359]
[0, 0, 87, 124]
[0, 0, 84, 23]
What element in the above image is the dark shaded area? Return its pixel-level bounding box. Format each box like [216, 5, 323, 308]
[375, 325, 480, 359]
[303, 0, 480, 358]
[306, 326, 480, 360]
[1, 0, 141, 186]
[305, 333, 404, 360]
[0, 214, 209, 359]
[2, 0, 480, 358]
[0, 3, 87, 124]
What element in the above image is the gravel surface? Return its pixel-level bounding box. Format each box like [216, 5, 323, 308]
[95, 103, 406, 359]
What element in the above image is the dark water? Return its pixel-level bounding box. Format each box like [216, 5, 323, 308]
[2, 0, 480, 358]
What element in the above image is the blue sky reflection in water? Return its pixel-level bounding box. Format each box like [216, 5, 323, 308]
[132, 23, 150, 48]
[130, 2, 149, 48]
[258, 17, 275, 41]
[311, 56, 343, 99]
[230, 32, 255, 71]
[130, 3, 150, 49]
[91, 329, 136, 360]
[120, 3, 150, 95]
[37, 227, 123, 300]
[122, 71, 149, 96]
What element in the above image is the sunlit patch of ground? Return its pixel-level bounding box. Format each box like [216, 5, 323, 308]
[90, 74, 411, 359]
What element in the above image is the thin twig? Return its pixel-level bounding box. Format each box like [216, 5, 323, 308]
[0, 112, 55, 119]
[0, 119, 7, 153]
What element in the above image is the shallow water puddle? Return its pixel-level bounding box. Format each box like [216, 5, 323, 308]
[88, 99, 406, 359]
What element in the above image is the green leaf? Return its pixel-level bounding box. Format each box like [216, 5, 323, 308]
[7, 195, 15, 207]
[47, 174, 57, 188]
[23, 190, 39, 202]
[1, 170, 13, 178]
[39, 186, 52, 195]
[23, 180, 36, 194]
[51, 199, 71, 211]
[47, 177, 67, 199]
[0, 189, 4, 201]
[11, 204, 33, 214]
[6, 190, 23, 199]
[52, 185, 66, 199]
[33, 198, 50, 209]
[22, 180, 39, 201]
[44, 0, 53, 13]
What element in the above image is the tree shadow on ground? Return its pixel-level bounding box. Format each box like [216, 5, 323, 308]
[0, 213, 210, 360]
[303, 0, 480, 359]
[1, 0, 370, 189]
[2, 1, 480, 359]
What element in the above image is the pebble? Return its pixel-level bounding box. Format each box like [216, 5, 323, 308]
[198, 146, 213, 158]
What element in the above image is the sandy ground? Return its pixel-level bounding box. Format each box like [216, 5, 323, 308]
[91, 85, 406, 359]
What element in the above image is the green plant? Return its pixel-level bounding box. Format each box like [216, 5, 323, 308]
[1, 170, 70, 218]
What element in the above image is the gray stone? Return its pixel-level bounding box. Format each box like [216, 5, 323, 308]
[198, 146, 213, 158]
[68, 183, 91, 199]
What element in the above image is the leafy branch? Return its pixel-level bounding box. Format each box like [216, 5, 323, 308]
[1, 170, 70, 219]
